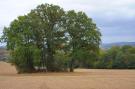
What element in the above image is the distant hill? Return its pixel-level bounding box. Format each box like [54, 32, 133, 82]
[101, 42, 135, 49]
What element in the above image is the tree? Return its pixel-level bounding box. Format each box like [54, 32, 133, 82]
[95, 46, 135, 69]
[64, 10, 101, 72]
[28, 4, 65, 71]
[1, 16, 36, 73]
[1, 3, 101, 73]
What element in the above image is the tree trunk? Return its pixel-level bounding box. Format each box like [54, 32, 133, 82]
[46, 40, 55, 71]
[69, 40, 76, 72]
[69, 58, 74, 72]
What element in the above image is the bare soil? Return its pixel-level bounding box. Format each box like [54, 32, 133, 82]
[0, 61, 135, 89]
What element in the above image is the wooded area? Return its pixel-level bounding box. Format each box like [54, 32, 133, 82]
[0, 4, 135, 73]
[0, 4, 101, 73]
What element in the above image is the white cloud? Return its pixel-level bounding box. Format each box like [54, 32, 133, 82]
[0, 0, 135, 26]
[0, 0, 40, 26]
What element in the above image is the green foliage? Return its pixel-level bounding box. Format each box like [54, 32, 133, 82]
[1, 3, 134, 72]
[11, 46, 34, 73]
[64, 10, 101, 71]
[54, 50, 70, 71]
[32, 46, 41, 67]
[94, 46, 135, 69]
[0, 3, 101, 73]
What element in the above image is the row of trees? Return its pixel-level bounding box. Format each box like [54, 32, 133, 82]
[94, 46, 135, 69]
[0, 4, 101, 73]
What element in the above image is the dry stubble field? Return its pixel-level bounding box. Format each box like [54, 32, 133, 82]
[0, 61, 135, 89]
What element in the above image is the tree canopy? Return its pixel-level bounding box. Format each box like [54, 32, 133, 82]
[0, 4, 101, 73]
[94, 46, 135, 69]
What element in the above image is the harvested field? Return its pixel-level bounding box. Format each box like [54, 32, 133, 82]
[0, 61, 135, 89]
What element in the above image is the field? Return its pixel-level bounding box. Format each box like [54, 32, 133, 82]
[0, 62, 135, 89]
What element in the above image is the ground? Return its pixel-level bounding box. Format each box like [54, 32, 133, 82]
[0, 62, 135, 89]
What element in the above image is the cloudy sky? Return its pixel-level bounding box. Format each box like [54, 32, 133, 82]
[0, 0, 135, 43]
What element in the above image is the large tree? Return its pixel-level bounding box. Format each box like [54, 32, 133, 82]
[1, 4, 101, 73]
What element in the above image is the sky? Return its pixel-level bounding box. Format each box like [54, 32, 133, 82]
[0, 0, 135, 43]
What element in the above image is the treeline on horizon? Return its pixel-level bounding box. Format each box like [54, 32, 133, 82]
[0, 4, 134, 73]
[1, 45, 135, 71]
[95, 45, 135, 69]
